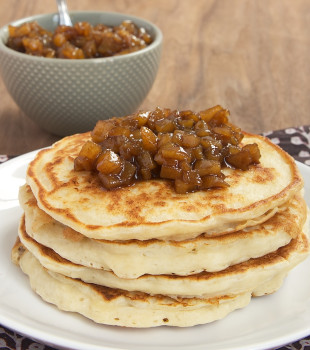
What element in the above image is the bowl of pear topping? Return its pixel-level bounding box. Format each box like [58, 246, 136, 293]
[0, 11, 162, 136]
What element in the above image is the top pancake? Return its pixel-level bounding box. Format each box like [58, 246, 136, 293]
[26, 132, 303, 241]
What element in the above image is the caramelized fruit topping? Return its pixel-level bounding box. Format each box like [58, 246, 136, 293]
[6, 20, 152, 59]
[74, 106, 261, 193]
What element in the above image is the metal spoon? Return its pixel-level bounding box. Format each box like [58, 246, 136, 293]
[56, 0, 72, 26]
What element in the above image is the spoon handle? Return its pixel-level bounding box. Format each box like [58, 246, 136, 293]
[56, 0, 73, 26]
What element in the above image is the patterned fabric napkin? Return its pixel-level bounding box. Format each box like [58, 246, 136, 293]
[262, 126, 310, 165]
[0, 125, 309, 350]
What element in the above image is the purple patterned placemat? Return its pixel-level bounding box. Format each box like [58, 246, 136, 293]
[0, 126, 310, 350]
[262, 126, 310, 166]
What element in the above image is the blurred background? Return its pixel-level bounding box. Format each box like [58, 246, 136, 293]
[0, 0, 309, 154]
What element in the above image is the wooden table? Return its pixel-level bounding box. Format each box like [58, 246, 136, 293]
[1, 0, 309, 155]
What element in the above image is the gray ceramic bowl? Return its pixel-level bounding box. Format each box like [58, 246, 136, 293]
[0, 12, 162, 136]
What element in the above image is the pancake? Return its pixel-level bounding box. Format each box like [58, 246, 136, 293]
[26, 132, 303, 241]
[19, 184, 307, 278]
[18, 214, 310, 298]
[13, 239, 301, 328]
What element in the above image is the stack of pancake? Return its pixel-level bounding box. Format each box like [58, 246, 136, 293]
[12, 131, 309, 327]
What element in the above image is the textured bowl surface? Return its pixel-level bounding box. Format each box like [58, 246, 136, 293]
[0, 12, 162, 136]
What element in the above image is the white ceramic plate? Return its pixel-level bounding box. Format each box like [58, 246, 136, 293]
[0, 151, 309, 350]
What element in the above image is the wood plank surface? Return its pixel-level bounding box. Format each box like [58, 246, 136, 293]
[0, 0, 309, 154]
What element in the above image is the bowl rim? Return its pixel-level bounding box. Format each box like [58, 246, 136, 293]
[0, 10, 163, 63]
